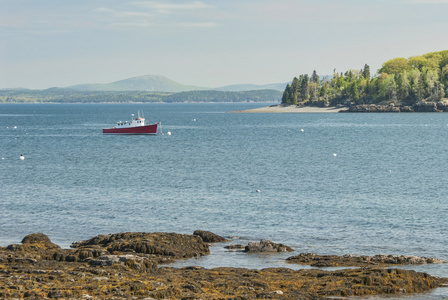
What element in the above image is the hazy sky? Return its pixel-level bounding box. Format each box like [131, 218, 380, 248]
[1, 0, 447, 89]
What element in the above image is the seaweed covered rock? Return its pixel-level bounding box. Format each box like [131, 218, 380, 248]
[86, 254, 157, 272]
[193, 230, 229, 243]
[7, 233, 61, 251]
[71, 232, 210, 259]
[21, 233, 60, 249]
[1, 232, 447, 299]
[5, 233, 69, 262]
[287, 253, 446, 267]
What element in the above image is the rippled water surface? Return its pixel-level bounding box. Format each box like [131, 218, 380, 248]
[1, 103, 448, 299]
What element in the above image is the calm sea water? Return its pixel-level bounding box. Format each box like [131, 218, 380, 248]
[1, 103, 448, 299]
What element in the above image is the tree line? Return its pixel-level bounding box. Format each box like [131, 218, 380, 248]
[0, 89, 282, 103]
[281, 50, 448, 106]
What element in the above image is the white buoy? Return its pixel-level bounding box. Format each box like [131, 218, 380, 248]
[255, 190, 261, 193]
[193, 119, 196, 121]
[333, 153, 337, 157]
[20, 154, 25, 160]
[167, 131, 171, 136]
[301, 129, 304, 132]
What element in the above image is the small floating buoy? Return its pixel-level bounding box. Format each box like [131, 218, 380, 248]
[13, 126, 17, 129]
[20, 154, 25, 160]
[192, 119, 196, 122]
[301, 129, 304, 132]
[255, 189, 261, 193]
[333, 153, 337, 157]
[167, 131, 171, 136]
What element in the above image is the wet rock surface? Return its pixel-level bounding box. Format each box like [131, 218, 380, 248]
[287, 253, 446, 268]
[193, 230, 229, 243]
[1, 233, 447, 299]
[71, 232, 210, 259]
[245, 239, 294, 253]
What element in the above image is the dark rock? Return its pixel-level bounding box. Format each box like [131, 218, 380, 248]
[193, 230, 229, 243]
[343, 101, 448, 113]
[414, 101, 438, 112]
[224, 244, 246, 250]
[437, 100, 448, 112]
[344, 104, 401, 113]
[72, 232, 210, 259]
[244, 239, 294, 253]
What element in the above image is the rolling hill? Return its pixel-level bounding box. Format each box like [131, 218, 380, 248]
[66, 74, 287, 92]
[68, 75, 207, 92]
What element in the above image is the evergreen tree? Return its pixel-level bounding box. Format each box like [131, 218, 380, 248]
[311, 70, 319, 83]
[300, 74, 309, 101]
[281, 84, 291, 104]
[363, 64, 371, 79]
[290, 77, 300, 104]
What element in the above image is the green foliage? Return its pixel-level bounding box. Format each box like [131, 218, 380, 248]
[379, 57, 410, 75]
[281, 50, 448, 107]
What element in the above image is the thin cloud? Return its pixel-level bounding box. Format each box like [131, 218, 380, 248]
[94, 7, 152, 18]
[180, 22, 217, 27]
[133, 1, 213, 14]
[111, 21, 154, 28]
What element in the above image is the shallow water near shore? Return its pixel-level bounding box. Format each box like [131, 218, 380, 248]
[1, 103, 448, 299]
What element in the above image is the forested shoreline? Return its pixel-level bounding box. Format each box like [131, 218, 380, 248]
[281, 50, 448, 107]
[0, 89, 282, 104]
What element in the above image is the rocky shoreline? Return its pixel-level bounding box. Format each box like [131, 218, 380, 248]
[342, 101, 448, 113]
[1, 231, 447, 299]
[232, 101, 448, 113]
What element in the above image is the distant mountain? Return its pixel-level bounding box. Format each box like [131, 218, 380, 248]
[215, 83, 288, 92]
[67, 75, 207, 93]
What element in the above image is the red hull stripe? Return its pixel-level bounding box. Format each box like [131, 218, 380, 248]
[103, 124, 158, 135]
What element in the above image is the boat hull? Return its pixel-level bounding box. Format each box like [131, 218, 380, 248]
[103, 123, 158, 135]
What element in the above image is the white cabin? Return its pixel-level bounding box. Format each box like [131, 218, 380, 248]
[115, 117, 146, 128]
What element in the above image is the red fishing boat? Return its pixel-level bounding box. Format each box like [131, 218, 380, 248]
[103, 112, 159, 135]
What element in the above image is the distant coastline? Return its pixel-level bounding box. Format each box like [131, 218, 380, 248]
[231, 104, 347, 113]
